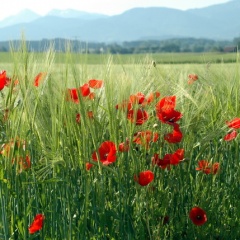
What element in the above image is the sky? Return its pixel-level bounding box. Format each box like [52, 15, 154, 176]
[0, 0, 231, 21]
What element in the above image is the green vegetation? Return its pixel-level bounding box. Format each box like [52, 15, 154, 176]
[0, 37, 238, 54]
[0, 44, 240, 239]
[1, 51, 239, 65]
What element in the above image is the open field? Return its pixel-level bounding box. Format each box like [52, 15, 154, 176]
[0, 51, 239, 65]
[1, 46, 240, 239]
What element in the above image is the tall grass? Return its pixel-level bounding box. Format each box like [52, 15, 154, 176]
[0, 42, 240, 239]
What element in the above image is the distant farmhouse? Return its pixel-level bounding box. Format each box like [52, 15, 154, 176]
[223, 46, 238, 53]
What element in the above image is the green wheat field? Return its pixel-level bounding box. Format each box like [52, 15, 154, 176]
[0, 42, 240, 239]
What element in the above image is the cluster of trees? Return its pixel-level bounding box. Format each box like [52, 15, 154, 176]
[108, 38, 231, 54]
[0, 37, 239, 53]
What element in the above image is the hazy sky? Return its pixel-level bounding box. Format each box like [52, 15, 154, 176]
[0, 0, 230, 20]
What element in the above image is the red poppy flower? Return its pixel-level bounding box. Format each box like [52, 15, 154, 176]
[0, 70, 7, 90]
[19, 155, 31, 170]
[223, 130, 237, 141]
[118, 139, 130, 152]
[92, 141, 117, 165]
[87, 111, 94, 119]
[29, 214, 44, 234]
[144, 93, 155, 105]
[196, 160, 211, 174]
[164, 123, 183, 143]
[152, 153, 171, 169]
[170, 148, 184, 165]
[226, 118, 240, 129]
[12, 155, 31, 173]
[189, 207, 207, 226]
[188, 74, 198, 84]
[156, 95, 177, 111]
[76, 112, 93, 123]
[142, 91, 161, 106]
[196, 160, 219, 175]
[67, 88, 79, 103]
[127, 108, 149, 125]
[0, 71, 12, 87]
[212, 163, 220, 174]
[156, 96, 182, 124]
[34, 72, 47, 87]
[157, 108, 182, 124]
[116, 91, 158, 110]
[135, 170, 154, 186]
[161, 154, 175, 167]
[129, 92, 145, 105]
[133, 130, 159, 148]
[80, 83, 91, 97]
[155, 91, 161, 98]
[88, 79, 103, 89]
[152, 149, 184, 169]
[86, 162, 93, 170]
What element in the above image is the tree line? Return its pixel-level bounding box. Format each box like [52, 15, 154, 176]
[0, 37, 239, 53]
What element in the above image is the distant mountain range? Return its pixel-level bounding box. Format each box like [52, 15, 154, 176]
[0, 0, 239, 42]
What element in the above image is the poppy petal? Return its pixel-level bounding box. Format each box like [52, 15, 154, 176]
[88, 79, 103, 89]
[29, 214, 44, 234]
[224, 130, 237, 141]
[135, 170, 154, 186]
[189, 207, 207, 226]
[226, 118, 240, 129]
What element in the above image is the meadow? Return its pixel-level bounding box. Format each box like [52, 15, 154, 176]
[0, 44, 240, 239]
[0, 51, 239, 65]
